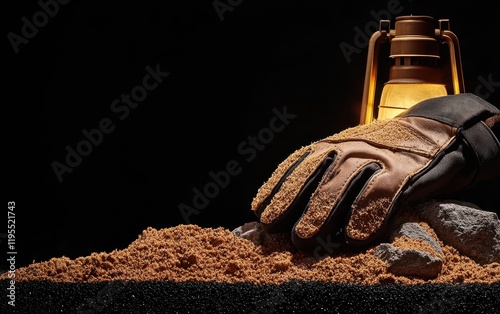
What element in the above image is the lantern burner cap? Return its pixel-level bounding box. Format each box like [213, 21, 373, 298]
[390, 15, 440, 58]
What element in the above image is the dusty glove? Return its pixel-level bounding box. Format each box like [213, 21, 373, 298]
[251, 93, 500, 250]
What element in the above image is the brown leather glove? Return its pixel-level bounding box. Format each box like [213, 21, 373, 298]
[251, 93, 500, 250]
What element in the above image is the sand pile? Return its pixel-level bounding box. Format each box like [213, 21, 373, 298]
[3, 223, 500, 285]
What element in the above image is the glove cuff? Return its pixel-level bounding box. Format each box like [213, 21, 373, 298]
[461, 118, 500, 181]
[401, 93, 500, 126]
[485, 114, 500, 139]
[402, 93, 500, 182]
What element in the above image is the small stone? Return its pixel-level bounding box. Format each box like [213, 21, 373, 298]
[232, 221, 264, 245]
[374, 243, 443, 279]
[392, 222, 443, 255]
[374, 222, 443, 278]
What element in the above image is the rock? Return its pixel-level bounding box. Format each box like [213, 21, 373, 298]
[374, 222, 443, 278]
[232, 221, 265, 245]
[374, 243, 443, 279]
[418, 200, 500, 265]
[393, 222, 443, 255]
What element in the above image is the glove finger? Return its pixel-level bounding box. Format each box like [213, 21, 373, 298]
[252, 146, 309, 218]
[265, 154, 336, 233]
[251, 147, 310, 218]
[252, 145, 336, 232]
[291, 157, 381, 249]
[345, 153, 428, 245]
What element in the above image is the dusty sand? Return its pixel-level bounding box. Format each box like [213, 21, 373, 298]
[2, 222, 499, 285]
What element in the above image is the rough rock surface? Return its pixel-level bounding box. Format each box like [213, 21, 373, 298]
[374, 222, 443, 278]
[418, 200, 500, 265]
[393, 222, 443, 255]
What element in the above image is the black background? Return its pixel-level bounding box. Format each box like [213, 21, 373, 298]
[4, 0, 500, 269]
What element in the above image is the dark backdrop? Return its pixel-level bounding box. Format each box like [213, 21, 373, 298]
[4, 0, 500, 269]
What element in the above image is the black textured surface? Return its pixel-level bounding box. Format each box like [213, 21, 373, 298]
[1, 280, 499, 314]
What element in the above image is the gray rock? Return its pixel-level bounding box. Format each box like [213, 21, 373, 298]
[374, 222, 443, 278]
[418, 200, 500, 265]
[374, 243, 443, 278]
[392, 222, 443, 255]
[232, 221, 264, 245]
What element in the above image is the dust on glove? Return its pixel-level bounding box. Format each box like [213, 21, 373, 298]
[251, 93, 500, 250]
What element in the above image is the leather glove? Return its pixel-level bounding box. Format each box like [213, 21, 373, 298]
[251, 93, 500, 251]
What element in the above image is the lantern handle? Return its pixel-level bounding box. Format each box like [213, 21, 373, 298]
[442, 31, 465, 94]
[360, 20, 390, 125]
[439, 19, 465, 94]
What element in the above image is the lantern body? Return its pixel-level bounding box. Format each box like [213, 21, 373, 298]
[359, 16, 465, 124]
[378, 83, 447, 119]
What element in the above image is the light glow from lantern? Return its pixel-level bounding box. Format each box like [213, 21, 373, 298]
[377, 83, 448, 120]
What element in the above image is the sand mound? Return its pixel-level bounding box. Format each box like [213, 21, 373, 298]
[3, 224, 500, 285]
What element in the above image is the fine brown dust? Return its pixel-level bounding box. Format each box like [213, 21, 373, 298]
[2, 223, 499, 285]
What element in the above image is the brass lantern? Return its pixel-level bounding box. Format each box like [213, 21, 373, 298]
[359, 15, 465, 125]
